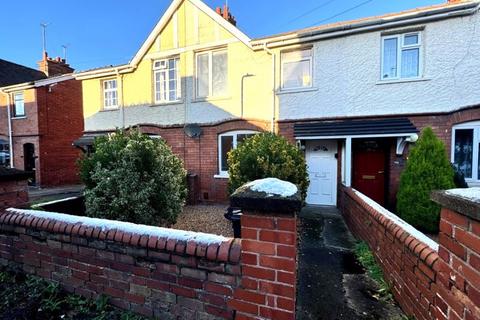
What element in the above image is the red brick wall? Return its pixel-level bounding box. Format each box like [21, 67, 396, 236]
[340, 187, 439, 320]
[0, 192, 298, 319]
[0, 179, 28, 209]
[230, 211, 297, 320]
[435, 207, 480, 320]
[138, 119, 270, 203]
[37, 79, 84, 186]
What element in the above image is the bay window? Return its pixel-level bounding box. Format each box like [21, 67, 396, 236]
[452, 121, 480, 184]
[281, 48, 313, 90]
[154, 57, 181, 103]
[196, 49, 228, 99]
[381, 32, 422, 80]
[217, 131, 257, 176]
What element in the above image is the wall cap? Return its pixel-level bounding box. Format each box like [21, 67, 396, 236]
[230, 180, 302, 215]
[431, 189, 480, 222]
[0, 167, 31, 182]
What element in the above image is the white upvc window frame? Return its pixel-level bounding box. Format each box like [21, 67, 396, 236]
[451, 121, 480, 185]
[102, 79, 118, 109]
[13, 91, 25, 117]
[280, 47, 313, 91]
[153, 57, 181, 104]
[381, 32, 422, 81]
[217, 130, 258, 177]
[195, 48, 228, 99]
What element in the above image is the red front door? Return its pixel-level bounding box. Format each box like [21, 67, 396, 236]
[352, 144, 386, 206]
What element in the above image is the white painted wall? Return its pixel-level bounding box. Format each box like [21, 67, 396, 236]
[277, 13, 480, 121]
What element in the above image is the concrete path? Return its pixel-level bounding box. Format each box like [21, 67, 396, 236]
[28, 185, 84, 203]
[296, 206, 404, 320]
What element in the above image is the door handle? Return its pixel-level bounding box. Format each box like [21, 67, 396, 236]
[378, 171, 384, 174]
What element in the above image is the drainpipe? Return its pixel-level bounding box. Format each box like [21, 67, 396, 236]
[263, 43, 276, 133]
[116, 68, 125, 129]
[241, 74, 255, 118]
[0, 90, 14, 168]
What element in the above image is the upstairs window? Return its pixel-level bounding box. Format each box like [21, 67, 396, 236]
[382, 32, 421, 80]
[13, 92, 25, 117]
[154, 57, 181, 103]
[452, 121, 480, 184]
[196, 49, 228, 99]
[281, 48, 313, 90]
[218, 131, 257, 176]
[103, 79, 118, 109]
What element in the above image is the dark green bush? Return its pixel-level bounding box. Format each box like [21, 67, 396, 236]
[227, 132, 309, 199]
[396, 127, 455, 233]
[79, 129, 187, 226]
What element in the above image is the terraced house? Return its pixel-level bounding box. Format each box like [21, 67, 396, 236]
[75, 0, 480, 206]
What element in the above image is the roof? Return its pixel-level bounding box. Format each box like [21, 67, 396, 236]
[294, 118, 418, 138]
[0, 59, 46, 87]
[252, 0, 479, 48]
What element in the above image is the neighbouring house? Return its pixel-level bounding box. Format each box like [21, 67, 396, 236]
[74, 0, 273, 202]
[0, 53, 84, 186]
[75, 0, 480, 206]
[252, 0, 480, 210]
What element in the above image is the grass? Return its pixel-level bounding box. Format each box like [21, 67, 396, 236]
[0, 269, 148, 320]
[354, 241, 392, 301]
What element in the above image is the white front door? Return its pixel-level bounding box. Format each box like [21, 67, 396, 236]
[305, 140, 338, 206]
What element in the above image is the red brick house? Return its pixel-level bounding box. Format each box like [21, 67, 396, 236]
[0, 53, 84, 186]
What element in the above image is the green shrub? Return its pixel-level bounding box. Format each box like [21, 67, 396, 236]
[79, 129, 187, 226]
[396, 127, 455, 233]
[227, 132, 309, 199]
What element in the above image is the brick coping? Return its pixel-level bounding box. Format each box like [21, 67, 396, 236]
[0, 209, 240, 264]
[344, 187, 440, 270]
[432, 190, 480, 222]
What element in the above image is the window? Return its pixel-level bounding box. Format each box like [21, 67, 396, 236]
[217, 131, 257, 176]
[281, 48, 313, 90]
[452, 121, 480, 184]
[103, 79, 118, 109]
[196, 49, 228, 98]
[154, 57, 181, 103]
[13, 92, 25, 117]
[382, 32, 421, 80]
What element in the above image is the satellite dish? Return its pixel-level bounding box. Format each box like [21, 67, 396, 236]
[184, 123, 202, 138]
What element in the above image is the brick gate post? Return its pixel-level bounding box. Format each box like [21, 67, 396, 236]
[228, 180, 301, 320]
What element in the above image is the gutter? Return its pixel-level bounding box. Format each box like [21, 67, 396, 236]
[252, 2, 479, 49]
[0, 90, 14, 168]
[263, 43, 276, 133]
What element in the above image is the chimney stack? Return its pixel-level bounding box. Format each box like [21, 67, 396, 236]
[215, 5, 237, 26]
[37, 51, 74, 77]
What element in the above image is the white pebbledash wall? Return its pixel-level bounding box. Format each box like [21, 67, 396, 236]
[277, 12, 480, 121]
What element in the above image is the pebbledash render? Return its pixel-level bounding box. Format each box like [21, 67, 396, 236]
[74, 0, 480, 205]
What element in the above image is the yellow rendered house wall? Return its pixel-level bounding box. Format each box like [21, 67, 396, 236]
[81, 0, 272, 126]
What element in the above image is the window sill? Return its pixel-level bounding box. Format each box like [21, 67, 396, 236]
[376, 77, 431, 85]
[276, 87, 318, 95]
[192, 96, 232, 103]
[100, 107, 119, 112]
[11, 116, 26, 120]
[151, 100, 184, 107]
[214, 174, 229, 179]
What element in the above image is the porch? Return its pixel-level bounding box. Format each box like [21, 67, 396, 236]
[295, 118, 419, 209]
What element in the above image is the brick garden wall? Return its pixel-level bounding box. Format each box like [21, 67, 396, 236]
[0, 180, 299, 320]
[0, 178, 28, 209]
[341, 186, 480, 320]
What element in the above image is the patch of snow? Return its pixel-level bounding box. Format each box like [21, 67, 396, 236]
[31, 196, 80, 209]
[6, 208, 228, 245]
[246, 178, 298, 198]
[445, 187, 480, 203]
[353, 190, 439, 251]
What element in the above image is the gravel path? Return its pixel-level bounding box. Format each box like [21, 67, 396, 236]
[172, 205, 233, 237]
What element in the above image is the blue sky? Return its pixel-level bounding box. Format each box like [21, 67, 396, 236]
[1, 0, 441, 71]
